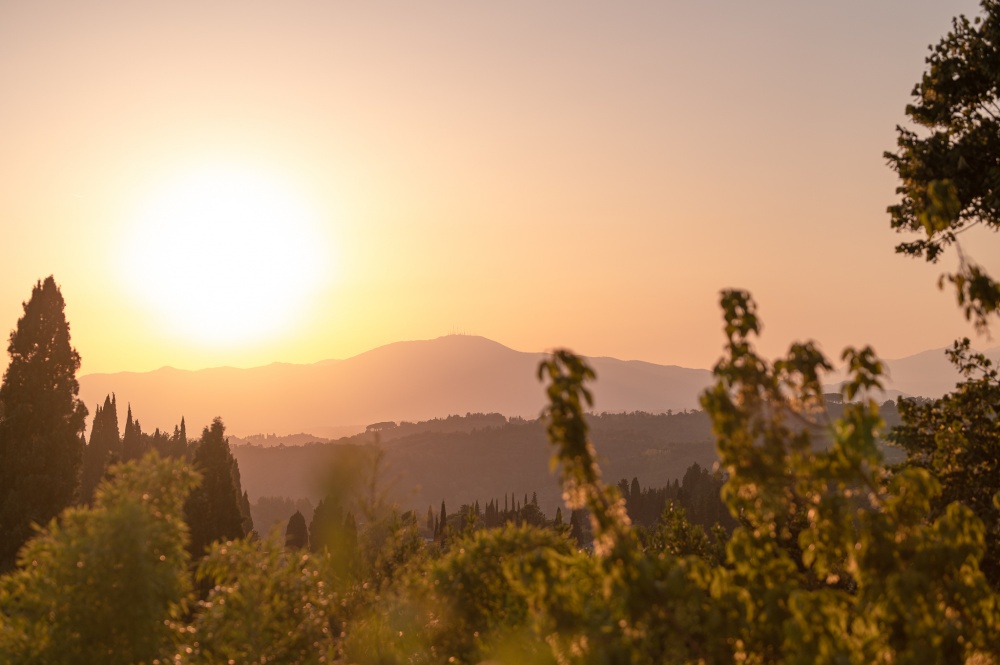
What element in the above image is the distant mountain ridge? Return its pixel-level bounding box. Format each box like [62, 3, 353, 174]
[824, 344, 1000, 398]
[78, 335, 714, 439]
[78, 335, 1000, 440]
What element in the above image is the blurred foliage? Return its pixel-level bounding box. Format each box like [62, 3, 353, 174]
[890, 339, 1000, 591]
[0, 455, 196, 664]
[886, 0, 1000, 328]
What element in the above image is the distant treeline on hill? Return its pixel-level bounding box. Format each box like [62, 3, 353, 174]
[234, 406, 907, 530]
[254, 457, 736, 552]
[227, 432, 333, 447]
[233, 410, 720, 522]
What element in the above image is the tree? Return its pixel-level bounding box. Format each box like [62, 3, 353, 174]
[0, 276, 88, 571]
[184, 418, 248, 557]
[284, 510, 308, 549]
[121, 403, 146, 461]
[0, 455, 197, 664]
[886, 0, 1000, 592]
[437, 500, 447, 541]
[81, 394, 121, 502]
[886, 0, 1000, 328]
[309, 497, 341, 553]
[890, 339, 1000, 589]
[182, 537, 340, 663]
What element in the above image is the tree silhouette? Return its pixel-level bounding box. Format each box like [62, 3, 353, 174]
[0, 276, 87, 571]
[886, 1, 1000, 327]
[81, 393, 121, 502]
[184, 418, 248, 557]
[284, 510, 309, 549]
[121, 403, 147, 461]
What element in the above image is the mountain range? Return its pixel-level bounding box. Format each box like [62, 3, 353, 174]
[77, 334, 1000, 440]
[77, 335, 713, 439]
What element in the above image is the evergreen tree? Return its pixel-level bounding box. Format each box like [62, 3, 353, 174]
[309, 496, 343, 553]
[164, 416, 187, 459]
[121, 405, 146, 461]
[0, 276, 88, 571]
[81, 394, 121, 502]
[240, 490, 253, 536]
[230, 458, 254, 535]
[438, 500, 447, 541]
[284, 510, 309, 549]
[184, 418, 247, 557]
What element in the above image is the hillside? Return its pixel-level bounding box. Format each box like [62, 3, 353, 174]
[231, 411, 720, 519]
[825, 344, 1000, 398]
[78, 335, 714, 438]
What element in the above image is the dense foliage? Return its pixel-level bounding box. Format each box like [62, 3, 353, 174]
[886, 0, 1000, 326]
[0, 277, 87, 572]
[0, 456, 197, 664]
[890, 339, 1000, 590]
[183, 418, 251, 556]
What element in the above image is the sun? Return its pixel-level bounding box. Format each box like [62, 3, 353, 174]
[120, 162, 332, 347]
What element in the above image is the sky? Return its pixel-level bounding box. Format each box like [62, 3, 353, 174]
[0, 0, 994, 376]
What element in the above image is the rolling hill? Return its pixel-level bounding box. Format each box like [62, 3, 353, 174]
[78, 335, 714, 438]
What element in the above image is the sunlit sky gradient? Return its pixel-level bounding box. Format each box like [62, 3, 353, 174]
[1, 1, 994, 376]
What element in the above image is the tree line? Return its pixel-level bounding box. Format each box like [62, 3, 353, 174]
[0, 277, 253, 571]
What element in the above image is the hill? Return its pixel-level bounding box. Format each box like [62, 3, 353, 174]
[231, 411, 720, 519]
[825, 344, 1000, 398]
[78, 335, 714, 438]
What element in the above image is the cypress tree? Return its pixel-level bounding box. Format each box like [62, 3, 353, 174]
[122, 408, 145, 461]
[80, 402, 105, 502]
[230, 457, 254, 535]
[81, 394, 122, 502]
[184, 418, 247, 557]
[0, 277, 88, 571]
[178, 416, 187, 455]
[285, 510, 309, 548]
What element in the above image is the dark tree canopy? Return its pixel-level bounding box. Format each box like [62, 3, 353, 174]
[0, 276, 87, 571]
[886, 0, 1000, 592]
[284, 510, 309, 549]
[890, 340, 1000, 589]
[886, 0, 1000, 327]
[184, 418, 249, 557]
[81, 394, 121, 502]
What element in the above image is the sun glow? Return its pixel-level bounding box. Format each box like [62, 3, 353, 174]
[120, 162, 332, 347]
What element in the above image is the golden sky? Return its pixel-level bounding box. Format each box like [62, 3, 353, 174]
[0, 0, 993, 376]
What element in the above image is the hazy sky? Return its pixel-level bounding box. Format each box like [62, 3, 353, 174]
[1, 0, 993, 376]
